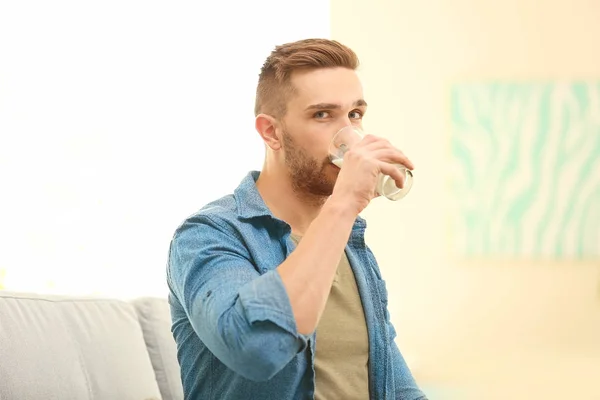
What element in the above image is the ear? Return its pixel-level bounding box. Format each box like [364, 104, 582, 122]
[255, 114, 282, 150]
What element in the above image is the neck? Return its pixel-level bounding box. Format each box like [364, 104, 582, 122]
[256, 164, 327, 236]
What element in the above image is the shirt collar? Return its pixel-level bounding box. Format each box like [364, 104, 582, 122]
[233, 171, 274, 221]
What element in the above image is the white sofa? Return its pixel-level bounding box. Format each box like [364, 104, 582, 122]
[0, 291, 183, 400]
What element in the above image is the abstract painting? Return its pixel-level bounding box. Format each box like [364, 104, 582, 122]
[450, 82, 600, 260]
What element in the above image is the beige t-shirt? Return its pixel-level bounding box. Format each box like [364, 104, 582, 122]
[290, 234, 370, 400]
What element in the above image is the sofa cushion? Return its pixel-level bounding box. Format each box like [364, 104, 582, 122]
[0, 291, 162, 400]
[132, 297, 184, 400]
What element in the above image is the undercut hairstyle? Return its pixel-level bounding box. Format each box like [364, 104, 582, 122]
[254, 38, 359, 117]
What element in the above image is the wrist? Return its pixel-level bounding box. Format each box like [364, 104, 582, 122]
[323, 194, 360, 221]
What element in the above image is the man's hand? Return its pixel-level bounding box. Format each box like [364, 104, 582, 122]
[331, 134, 414, 214]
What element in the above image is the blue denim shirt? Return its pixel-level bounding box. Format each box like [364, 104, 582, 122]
[167, 171, 427, 400]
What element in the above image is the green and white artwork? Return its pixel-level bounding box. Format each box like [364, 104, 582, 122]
[450, 82, 600, 260]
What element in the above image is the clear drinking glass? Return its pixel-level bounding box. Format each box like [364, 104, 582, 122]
[328, 126, 413, 201]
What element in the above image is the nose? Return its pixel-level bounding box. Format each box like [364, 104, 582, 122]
[337, 120, 353, 132]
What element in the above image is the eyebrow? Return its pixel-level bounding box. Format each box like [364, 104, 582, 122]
[304, 99, 368, 111]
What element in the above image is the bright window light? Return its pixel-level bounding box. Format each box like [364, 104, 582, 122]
[0, 0, 330, 298]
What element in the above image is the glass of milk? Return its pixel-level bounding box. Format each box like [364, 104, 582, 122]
[328, 126, 413, 201]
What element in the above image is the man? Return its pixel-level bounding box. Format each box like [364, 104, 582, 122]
[167, 38, 427, 400]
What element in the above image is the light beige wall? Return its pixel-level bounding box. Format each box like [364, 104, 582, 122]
[331, 1, 600, 398]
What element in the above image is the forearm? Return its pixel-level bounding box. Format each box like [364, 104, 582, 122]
[277, 195, 357, 335]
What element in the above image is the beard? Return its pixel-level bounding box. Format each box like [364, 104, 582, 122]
[282, 131, 336, 199]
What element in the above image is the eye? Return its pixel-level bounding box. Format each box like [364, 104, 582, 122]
[349, 110, 363, 119]
[314, 111, 330, 119]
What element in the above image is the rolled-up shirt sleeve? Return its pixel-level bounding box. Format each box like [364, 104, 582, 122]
[168, 214, 307, 382]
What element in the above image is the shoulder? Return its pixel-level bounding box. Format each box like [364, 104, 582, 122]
[172, 193, 242, 241]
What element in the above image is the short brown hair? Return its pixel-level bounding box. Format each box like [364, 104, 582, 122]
[254, 38, 359, 117]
